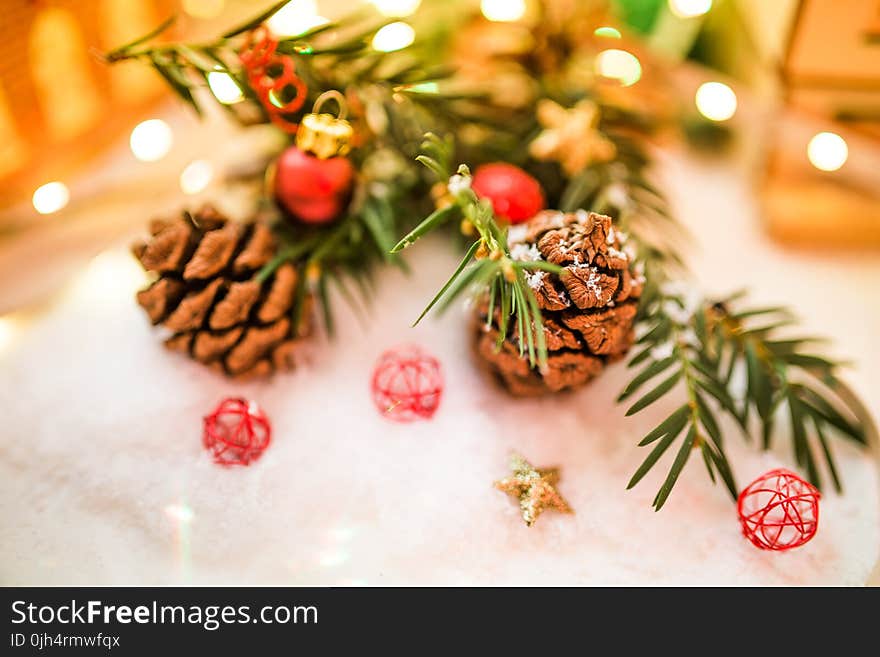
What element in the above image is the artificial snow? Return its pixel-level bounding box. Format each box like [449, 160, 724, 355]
[0, 236, 876, 585]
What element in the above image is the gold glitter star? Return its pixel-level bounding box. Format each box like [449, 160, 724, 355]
[529, 99, 617, 175]
[494, 453, 574, 526]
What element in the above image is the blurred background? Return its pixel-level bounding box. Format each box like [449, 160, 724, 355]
[0, 0, 878, 316]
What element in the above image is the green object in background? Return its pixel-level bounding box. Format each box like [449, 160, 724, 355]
[611, 0, 665, 35]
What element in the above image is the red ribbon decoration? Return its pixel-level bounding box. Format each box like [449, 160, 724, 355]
[238, 26, 307, 133]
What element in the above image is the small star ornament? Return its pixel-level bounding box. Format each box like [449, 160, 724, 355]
[529, 99, 616, 175]
[494, 453, 574, 526]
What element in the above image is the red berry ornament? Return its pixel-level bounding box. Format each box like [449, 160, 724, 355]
[203, 397, 271, 466]
[737, 468, 821, 551]
[275, 147, 354, 224]
[371, 345, 444, 422]
[275, 91, 355, 225]
[472, 163, 545, 224]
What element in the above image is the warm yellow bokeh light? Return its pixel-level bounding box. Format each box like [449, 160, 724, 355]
[371, 22, 415, 52]
[370, 0, 421, 17]
[807, 132, 848, 172]
[182, 0, 225, 19]
[32, 181, 70, 215]
[595, 49, 642, 87]
[695, 81, 737, 121]
[207, 71, 244, 105]
[481, 0, 526, 22]
[668, 0, 713, 18]
[180, 160, 214, 195]
[266, 1, 328, 38]
[130, 119, 173, 162]
[0, 317, 19, 354]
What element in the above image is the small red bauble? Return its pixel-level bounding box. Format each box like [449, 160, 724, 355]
[737, 468, 821, 551]
[274, 146, 354, 224]
[371, 345, 444, 422]
[203, 397, 271, 466]
[471, 163, 545, 224]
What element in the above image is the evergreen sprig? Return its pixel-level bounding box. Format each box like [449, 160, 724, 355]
[392, 134, 562, 368]
[623, 283, 867, 508]
[106, 7, 476, 337]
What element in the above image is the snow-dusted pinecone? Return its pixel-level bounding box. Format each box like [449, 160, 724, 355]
[475, 210, 643, 396]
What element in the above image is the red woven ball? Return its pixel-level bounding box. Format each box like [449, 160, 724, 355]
[371, 345, 443, 422]
[471, 163, 545, 224]
[203, 397, 271, 466]
[737, 468, 821, 551]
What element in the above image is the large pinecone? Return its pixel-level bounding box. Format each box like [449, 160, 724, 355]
[475, 210, 644, 396]
[132, 206, 309, 379]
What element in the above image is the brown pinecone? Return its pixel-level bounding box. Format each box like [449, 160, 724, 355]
[474, 210, 644, 396]
[131, 206, 310, 379]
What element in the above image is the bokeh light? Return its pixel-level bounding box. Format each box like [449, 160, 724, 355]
[182, 0, 225, 19]
[372, 22, 415, 52]
[130, 119, 173, 162]
[594, 26, 622, 39]
[668, 0, 713, 18]
[180, 160, 214, 195]
[695, 81, 737, 121]
[164, 503, 195, 524]
[207, 71, 244, 105]
[370, 0, 421, 17]
[266, 0, 328, 38]
[807, 132, 848, 172]
[481, 0, 526, 22]
[595, 49, 642, 87]
[32, 181, 70, 215]
[0, 317, 19, 354]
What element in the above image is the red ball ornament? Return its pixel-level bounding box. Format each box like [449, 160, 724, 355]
[371, 345, 444, 422]
[203, 397, 271, 466]
[737, 468, 821, 551]
[275, 91, 355, 225]
[471, 163, 545, 224]
[274, 146, 354, 224]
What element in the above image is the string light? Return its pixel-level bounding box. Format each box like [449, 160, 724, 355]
[130, 119, 173, 162]
[182, 0, 225, 19]
[207, 71, 244, 104]
[695, 81, 737, 121]
[595, 49, 642, 87]
[481, 0, 526, 22]
[32, 181, 69, 215]
[266, 0, 328, 38]
[370, 0, 421, 17]
[668, 0, 713, 18]
[180, 160, 214, 195]
[372, 22, 415, 52]
[594, 26, 622, 39]
[807, 132, 848, 172]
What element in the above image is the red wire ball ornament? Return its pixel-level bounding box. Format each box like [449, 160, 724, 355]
[203, 397, 272, 466]
[737, 468, 821, 551]
[371, 345, 444, 422]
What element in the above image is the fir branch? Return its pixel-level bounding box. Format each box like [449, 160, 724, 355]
[395, 135, 561, 368]
[622, 283, 869, 507]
